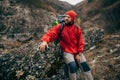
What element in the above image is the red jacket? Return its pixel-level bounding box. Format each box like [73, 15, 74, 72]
[41, 23, 84, 54]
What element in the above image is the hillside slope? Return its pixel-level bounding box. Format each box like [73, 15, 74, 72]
[0, 0, 119, 80]
[74, 0, 120, 79]
[74, 0, 120, 33]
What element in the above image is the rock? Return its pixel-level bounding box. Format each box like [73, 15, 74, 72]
[84, 27, 104, 50]
[0, 42, 70, 80]
[0, 0, 56, 40]
[15, 33, 32, 42]
[0, 22, 6, 32]
[0, 40, 85, 80]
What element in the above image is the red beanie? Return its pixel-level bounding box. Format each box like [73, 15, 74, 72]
[65, 10, 77, 20]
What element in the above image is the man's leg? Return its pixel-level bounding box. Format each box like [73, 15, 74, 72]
[79, 54, 93, 80]
[63, 52, 77, 80]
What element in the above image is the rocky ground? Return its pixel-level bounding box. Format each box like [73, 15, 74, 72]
[0, 29, 119, 80]
[85, 33, 120, 80]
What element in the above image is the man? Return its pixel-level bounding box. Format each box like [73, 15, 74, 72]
[38, 10, 93, 80]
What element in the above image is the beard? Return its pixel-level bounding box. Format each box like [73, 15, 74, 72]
[65, 21, 74, 26]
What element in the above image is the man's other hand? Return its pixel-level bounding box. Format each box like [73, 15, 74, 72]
[75, 54, 81, 62]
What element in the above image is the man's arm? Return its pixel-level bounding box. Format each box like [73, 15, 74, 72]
[77, 27, 84, 53]
[38, 24, 61, 52]
[75, 27, 85, 61]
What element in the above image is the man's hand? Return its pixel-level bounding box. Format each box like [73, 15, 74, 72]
[75, 54, 81, 62]
[38, 41, 48, 52]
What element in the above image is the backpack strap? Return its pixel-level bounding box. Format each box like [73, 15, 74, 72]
[57, 23, 65, 58]
[54, 22, 65, 46]
[58, 23, 65, 38]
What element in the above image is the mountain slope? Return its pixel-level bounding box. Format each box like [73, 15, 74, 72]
[46, 0, 73, 14]
[0, 0, 120, 80]
[74, 0, 120, 79]
[74, 0, 120, 33]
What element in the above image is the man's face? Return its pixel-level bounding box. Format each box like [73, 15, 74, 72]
[64, 15, 72, 24]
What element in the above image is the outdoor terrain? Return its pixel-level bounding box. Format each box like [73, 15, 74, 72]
[0, 0, 120, 80]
